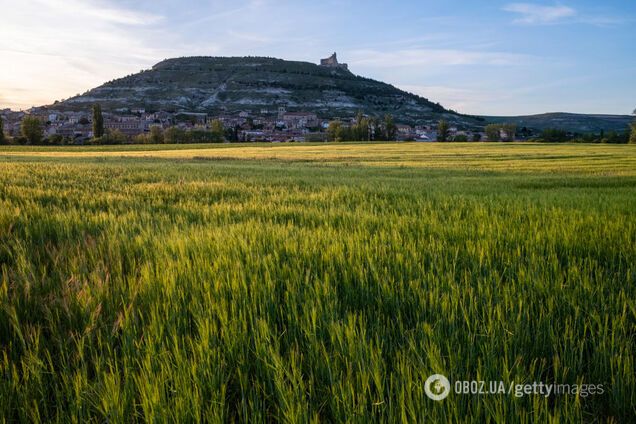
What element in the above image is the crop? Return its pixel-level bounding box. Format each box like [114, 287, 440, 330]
[1, 143, 635, 422]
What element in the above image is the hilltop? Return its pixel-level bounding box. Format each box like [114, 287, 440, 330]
[55, 56, 481, 127]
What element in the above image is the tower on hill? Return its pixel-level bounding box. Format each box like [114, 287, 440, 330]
[320, 52, 348, 70]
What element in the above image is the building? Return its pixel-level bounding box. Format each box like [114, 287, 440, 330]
[282, 112, 319, 129]
[320, 53, 349, 70]
[105, 120, 145, 136]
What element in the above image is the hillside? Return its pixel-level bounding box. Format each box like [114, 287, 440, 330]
[483, 112, 633, 134]
[56, 56, 480, 127]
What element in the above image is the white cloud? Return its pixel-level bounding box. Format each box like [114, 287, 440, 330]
[503, 3, 576, 24]
[35, 0, 163, 25]
[0, 0, 173, 109]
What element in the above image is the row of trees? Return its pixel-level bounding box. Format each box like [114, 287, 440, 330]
[326, 113, 397, 142]
[537, 128, 635, 144]
[91, 121, 227, 145]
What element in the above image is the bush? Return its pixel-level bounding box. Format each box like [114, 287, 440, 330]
[93, 129, 129, 145]
[601, 131, 629, 144]
[48, 134, 65, 145]
[539, 128, 569, 143]
[164, 127, 187, 144]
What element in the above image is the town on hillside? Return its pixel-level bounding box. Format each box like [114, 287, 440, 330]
[0, 53, 500, 144]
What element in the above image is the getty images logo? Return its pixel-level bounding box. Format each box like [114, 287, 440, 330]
[424, 374, 451, 401]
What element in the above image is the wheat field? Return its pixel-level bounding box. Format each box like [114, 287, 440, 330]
[1, 142, 635, 422]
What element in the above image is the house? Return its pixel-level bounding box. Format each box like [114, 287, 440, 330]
[396, 124, 414, 140]
[283, 112, 318, 129]
[105, 120, 145, 136]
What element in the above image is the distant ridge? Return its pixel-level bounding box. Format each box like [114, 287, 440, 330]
[483, 112, 633, 133]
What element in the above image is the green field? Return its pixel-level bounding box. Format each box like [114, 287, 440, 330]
[1, 142, 635, 423]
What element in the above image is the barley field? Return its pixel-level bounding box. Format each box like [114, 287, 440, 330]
[0, 142, 635, 423]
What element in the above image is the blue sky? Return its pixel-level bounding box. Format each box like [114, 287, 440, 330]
[1, 0, 634, 115]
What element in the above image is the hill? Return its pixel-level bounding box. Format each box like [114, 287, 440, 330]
[56, 56, 481, 127]
[483, 112, 633, 134]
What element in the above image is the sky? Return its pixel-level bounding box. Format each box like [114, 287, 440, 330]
[1, 0, 634, 116]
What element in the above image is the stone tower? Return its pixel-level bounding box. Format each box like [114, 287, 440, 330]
[320, 52, 348, 70]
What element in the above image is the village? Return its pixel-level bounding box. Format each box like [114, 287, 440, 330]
[0, 105, 486, 144]
[0, 52, 491, 144]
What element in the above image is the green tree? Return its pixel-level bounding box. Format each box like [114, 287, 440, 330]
[472, 132, 482, 142]
[350, 112, 371, 141]
[92, 104, 104, 138]
[630, 120, 636, 144]
[21, 116, 43, 144]
[0, 115, 5, 144]
[210, 120, 225, 142]
[540, 128, 569, 143]
[48, 134, 64, 145]
[327, 121, 343, 142]
[601, 131, 628, 144]
[148, 126, 164, 144]
[164, 127, 187, 144]
[383, 114, 397, 141]
[485, 124, 501, 142]
[437, 120, 449, 142]
[502, 124, 517, 142]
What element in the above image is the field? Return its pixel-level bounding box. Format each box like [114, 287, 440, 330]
[1, 142, 635, 423]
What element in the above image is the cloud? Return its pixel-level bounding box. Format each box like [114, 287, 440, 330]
[34, 0, 163, 26]
[503, 3, 576, 24]
[0, 0, 175, 109]
[348, 49, 528, 68]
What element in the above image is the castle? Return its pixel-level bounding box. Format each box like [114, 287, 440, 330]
[320, 52, 348, 70]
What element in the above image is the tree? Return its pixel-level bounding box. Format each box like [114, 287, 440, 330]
[437, 120, 449, 142]
[327, 121, 343, 142]
[48, 134, 64, 145]
[92, 104, 104, 138]
[540, 128, 569, 143]
[164, 127, 187, 144]
[383, 114, 396, 141]
[502, 124, 517, 142]
[601, 130, 628, 144]
[21, 116, 43, 144]
[485, 124, 501, 142]
[630, 122, 636, 144]
[209, 119, 225, 142]
[148, 126, 164, 144]
[0, 115, 4, 144]
[351, 112, 370, 141]
[472, 132, 482, 142]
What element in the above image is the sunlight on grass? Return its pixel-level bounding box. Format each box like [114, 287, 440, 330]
[0, 143, 635, 422]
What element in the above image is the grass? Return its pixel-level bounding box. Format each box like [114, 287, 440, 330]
[0, 142, 635, 423]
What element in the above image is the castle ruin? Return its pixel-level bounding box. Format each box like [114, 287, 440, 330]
[320, 52, 348, 70]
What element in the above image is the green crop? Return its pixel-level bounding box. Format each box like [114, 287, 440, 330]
[1, 142, 635, 422]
